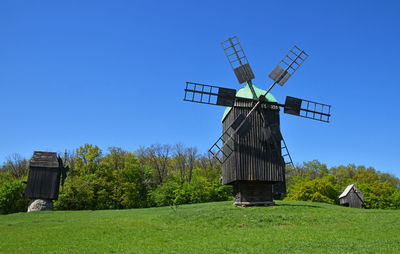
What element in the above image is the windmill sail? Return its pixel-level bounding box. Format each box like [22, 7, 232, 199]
[208, 127, 235, 164]
[209, 113, 253, 164]
[284, 96, 331, 123]
[281, 138, 294, 169]
[184, 82, 236, 107]
[221, 36, 255, 84]
[268, 46, 309, 86]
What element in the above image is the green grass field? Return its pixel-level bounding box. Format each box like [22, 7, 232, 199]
[1, 201, 399, 253]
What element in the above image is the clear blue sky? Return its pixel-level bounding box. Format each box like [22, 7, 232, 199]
[1, 1, 400, 176]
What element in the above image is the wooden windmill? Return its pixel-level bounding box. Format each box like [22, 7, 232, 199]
[183, 36, 331, 206]
[24, 151, 68, 211]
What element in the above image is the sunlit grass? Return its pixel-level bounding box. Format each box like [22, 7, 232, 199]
[1, 201, 399, 253]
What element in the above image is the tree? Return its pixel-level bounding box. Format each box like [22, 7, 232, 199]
[101, 147, 128, 171]
[1, 153, 28, 178]
[74, 144, 102, 175]
[136, 144, 171, 185]
[186, 146, 198, 183]
[172, 144, 198, 184]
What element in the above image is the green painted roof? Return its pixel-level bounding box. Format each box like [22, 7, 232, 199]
[221, 83, 278, 122]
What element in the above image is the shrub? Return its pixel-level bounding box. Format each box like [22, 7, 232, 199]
[149, 169, 232, 207]
[0, 179, 29, 214]
[285, 175, 339, 204]
[392, 189, 400, 209]
[358, 181, 395, 209]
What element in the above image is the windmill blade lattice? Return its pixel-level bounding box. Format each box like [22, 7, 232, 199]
[284, 96, 331, 123]
[184, 82, 237, 107]
[269, 46, 309, 86]
[184, 82, 284, 109]
[221, 36, 255, 85]
[281, 138, 294, 169]
[209, 113, 252, 163]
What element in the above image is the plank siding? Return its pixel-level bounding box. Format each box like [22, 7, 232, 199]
[222, 101, 285, 185]
[24, 152, 61, 200]
[339, 189, 364, 208]
[25, 167, 61, 200]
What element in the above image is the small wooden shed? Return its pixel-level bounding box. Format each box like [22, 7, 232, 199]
[25, 151, 63, 200]
[339, 184, 364, 208]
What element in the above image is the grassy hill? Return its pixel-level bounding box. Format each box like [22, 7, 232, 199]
[1, 201, 399, 253]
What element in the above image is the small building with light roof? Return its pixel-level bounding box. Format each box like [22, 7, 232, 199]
[339, 184, 364, 208]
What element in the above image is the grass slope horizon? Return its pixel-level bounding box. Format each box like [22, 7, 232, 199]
[1, 201, 399, 253]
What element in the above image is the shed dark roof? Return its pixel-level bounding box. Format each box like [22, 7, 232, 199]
[29, 151, 59, 168]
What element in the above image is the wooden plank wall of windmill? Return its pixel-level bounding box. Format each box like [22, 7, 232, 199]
[222, 101, 285, 185]
[25, 167, 61, 200]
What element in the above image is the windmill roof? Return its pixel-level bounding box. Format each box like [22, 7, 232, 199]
[221, 83, 278, 122]
[29, 151, 59, 168]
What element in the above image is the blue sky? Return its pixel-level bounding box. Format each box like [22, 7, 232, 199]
[1, 1, 400, 176]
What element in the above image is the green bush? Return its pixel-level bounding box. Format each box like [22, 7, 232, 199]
[358, 181, 395, 209]
[149, 177, 181, 207]
[285, 175, 339, 204]
[55, 153, 151, 210]
[149, 169, 232, 207]
[54, 175, 96, 210]
[54, 173, 138, 210]
[0, 178, 29, 214]
[392, 189, 400, 209]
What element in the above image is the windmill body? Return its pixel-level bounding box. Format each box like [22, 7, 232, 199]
[24, 151, 68, 211]
[184, 36, 331, 206]
[222, 84, 285, 205]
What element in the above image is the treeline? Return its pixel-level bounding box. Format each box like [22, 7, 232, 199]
[0, 144, 232, 213]
[0, 144, 400, 214]
[284, 160, 400, 209]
